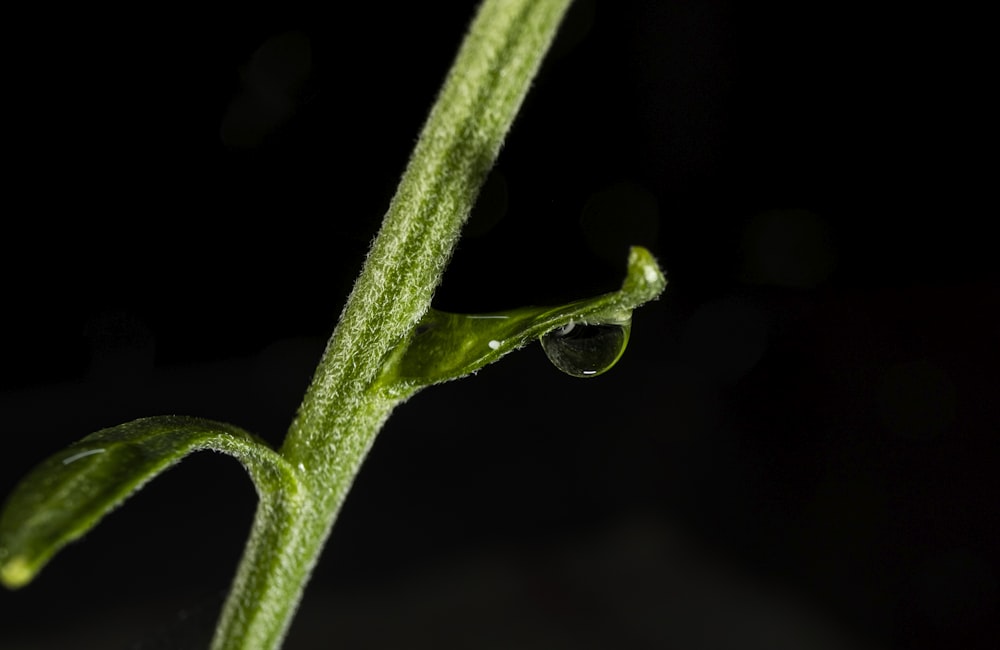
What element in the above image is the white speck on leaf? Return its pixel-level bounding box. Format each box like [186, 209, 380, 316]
[62, 449, 106, 465]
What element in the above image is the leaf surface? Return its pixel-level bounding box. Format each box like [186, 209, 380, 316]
[380, 246, 666, 393]
[0, 416, 298, 589]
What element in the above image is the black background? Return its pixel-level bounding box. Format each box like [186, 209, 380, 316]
[1, 2, 995, 649]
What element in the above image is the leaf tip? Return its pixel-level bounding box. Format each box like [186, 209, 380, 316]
[622, 246, 667, 301]
[1, 554, 35, 589]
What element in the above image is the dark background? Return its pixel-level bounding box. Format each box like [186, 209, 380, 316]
[1, 2, 994, 649]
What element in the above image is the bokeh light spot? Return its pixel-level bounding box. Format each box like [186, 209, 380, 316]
[741, 209, 836, 288]
[580, 180, 660, 266]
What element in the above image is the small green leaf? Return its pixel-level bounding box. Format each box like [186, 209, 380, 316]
[0, 416, 299, 590]
[379, 246, 666, 392]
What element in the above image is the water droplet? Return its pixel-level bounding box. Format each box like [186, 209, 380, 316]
[540, 321, 631, 378]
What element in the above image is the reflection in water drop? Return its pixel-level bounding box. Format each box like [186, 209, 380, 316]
[540, 321, 631, 378]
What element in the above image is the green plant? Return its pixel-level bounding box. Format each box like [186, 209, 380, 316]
[0, 1, 665, 648]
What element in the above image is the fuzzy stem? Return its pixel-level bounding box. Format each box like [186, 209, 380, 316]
[210, 2, 573, 648]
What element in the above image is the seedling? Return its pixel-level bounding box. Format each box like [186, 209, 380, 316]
[0, 2, 665, 648]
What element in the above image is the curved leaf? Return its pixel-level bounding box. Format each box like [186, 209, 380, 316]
[379, 246, 666, 393]
[0, 415, 299, 590]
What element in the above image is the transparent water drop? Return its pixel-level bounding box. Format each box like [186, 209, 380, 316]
[540, 320, 631, 378]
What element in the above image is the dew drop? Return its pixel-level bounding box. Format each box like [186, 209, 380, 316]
[540, 321, 631, 378]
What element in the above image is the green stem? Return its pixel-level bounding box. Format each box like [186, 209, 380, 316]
[210, 2, 573, 648]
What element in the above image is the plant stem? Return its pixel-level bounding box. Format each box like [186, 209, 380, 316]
[211, 1, 573, 648]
